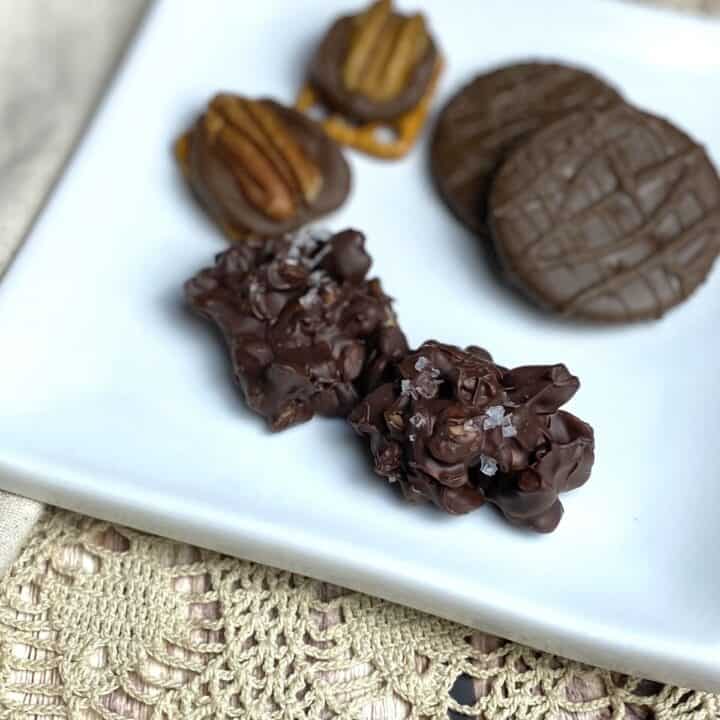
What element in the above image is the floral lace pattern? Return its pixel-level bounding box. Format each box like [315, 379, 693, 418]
[0, 510, 717, 719]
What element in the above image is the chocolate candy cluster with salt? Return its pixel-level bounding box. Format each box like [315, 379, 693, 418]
[350, 341, 594, 532]
[186, 228, 408, 431]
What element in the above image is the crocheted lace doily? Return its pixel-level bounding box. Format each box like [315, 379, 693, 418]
[0, 509, 716, 719]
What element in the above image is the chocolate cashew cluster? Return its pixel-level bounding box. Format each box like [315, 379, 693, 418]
[176, 95, 351, 240]
[349, 341, 595, 532]
[186, 228, 407, 431]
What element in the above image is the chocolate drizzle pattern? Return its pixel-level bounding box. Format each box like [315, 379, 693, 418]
[430, 62, 622, 237]
[490, 103, 720, 321]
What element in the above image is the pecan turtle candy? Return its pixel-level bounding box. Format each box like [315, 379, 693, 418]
[350, 341, 594, 532]
[297, 0, 443, 159]
[176, 94, 351, 241]
[186, 228, 408, 432]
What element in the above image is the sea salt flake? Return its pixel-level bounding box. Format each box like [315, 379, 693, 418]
[415, 356, 441, 380]
[479, 455, 498, 477]
[309, 269, 330, 286]
[299, 287, 320, 309]
[388, 474, 400, 484]
[310, 243, 332, 266]
[248, 280, 266, 303]
[289, 227, 332, 263]
[482, 405, 506, 430]
[408, 433, 417, 442]
[292, 227, 316, 249]
[463, 416, 484, 432]
[501, 414, 517, 438]
[288, 235, 309, 260]
[415, 372, 439, 399]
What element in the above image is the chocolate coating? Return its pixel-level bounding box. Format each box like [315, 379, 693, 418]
[186, 229, 408, 431]
[430, 62, 622, 237]
[308, 1, 440, 123]
[349, 341, 594, 532]
[182, 95, 350, 238]
[490, 104, 720, 322]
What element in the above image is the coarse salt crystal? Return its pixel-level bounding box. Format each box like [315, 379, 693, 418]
[299, 287, 320, 309]
[479, 455, 498, 477]
[501, 414, 517, 438]
[415, 373, 439, 399]
[482, 405, 505, 430]
[309, 269, 329, 285]
[463, 416, 484, 432]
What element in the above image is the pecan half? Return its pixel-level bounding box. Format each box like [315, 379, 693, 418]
[343, 0, 430, 103]
[307, 0, 441, 125]
[204, 95, 322, 221]
[178, 95, 350, 238]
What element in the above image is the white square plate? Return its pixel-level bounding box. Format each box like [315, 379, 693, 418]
[1, 0, 719, 691]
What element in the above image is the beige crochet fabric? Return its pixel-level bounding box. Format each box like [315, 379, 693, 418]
[2, 509, 719, 720]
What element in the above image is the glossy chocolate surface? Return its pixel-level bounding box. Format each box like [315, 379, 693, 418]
[350, 341, 594, 532]
[309, 0, 439, 123]
[431, 62, 621, 237]
[183, 95, 350, 238]
[186, 229, 407, 431]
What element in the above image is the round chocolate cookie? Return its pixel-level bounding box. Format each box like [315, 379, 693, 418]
[308, 0, 440, 123]
[490, 104, 720, 322]
[430, 62, 622, 237]
[179, 95, 350, 239]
